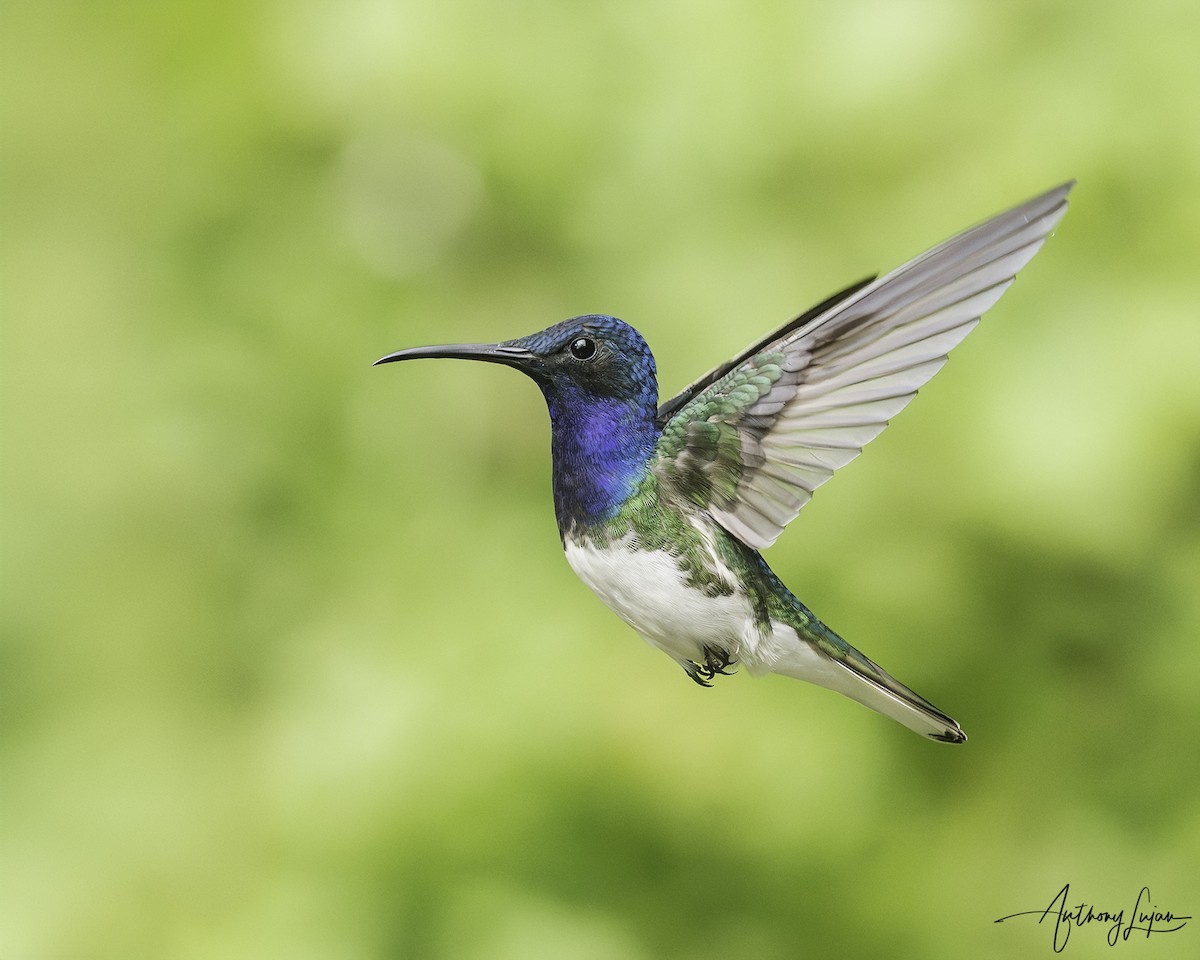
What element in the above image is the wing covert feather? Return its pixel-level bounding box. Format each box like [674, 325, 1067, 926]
[653, 182, 1073, 549]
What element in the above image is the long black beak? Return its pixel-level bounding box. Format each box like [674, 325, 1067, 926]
[373, 342, 537, 369]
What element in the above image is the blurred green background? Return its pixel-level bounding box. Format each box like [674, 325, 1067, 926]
[3, 1, 1199, 957]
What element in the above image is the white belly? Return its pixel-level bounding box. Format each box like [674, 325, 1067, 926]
[565, 535, 963, 740]
[563, 537, 757, 668]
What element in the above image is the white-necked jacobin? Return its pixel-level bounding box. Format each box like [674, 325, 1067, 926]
[375, 182, 1073, 743]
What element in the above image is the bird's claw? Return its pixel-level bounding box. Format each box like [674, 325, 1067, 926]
[685, 646, 738, 686]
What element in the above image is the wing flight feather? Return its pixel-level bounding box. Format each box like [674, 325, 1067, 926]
[653, 182, 1073, 549]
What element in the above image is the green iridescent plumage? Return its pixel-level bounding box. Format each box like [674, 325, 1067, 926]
[654, 350, 788, 510]
[571, 470, 738, 599]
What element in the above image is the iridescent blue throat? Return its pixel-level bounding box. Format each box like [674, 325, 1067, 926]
[540, 377, 659, 531]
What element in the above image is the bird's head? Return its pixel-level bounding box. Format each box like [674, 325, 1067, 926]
[374, 314, 659, 414]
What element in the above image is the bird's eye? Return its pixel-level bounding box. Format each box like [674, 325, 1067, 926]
[569, 337, 597, 361]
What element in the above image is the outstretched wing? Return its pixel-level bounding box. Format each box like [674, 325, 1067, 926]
[654, 181, 1073, 550]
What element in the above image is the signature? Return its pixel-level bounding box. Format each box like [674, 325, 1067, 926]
[996, 884, 1191, 952]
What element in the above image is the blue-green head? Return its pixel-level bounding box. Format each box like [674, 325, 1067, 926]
[375, 315, 661, 530]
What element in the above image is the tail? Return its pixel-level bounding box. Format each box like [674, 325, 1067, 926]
[761, 620, 966, 743]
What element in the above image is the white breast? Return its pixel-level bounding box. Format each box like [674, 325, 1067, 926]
[563, 536, 756, 668]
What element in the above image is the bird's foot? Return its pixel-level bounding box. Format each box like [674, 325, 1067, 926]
[685, 646, 738, 687]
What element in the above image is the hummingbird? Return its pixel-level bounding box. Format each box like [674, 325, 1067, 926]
[375, 182, 1072, 743]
